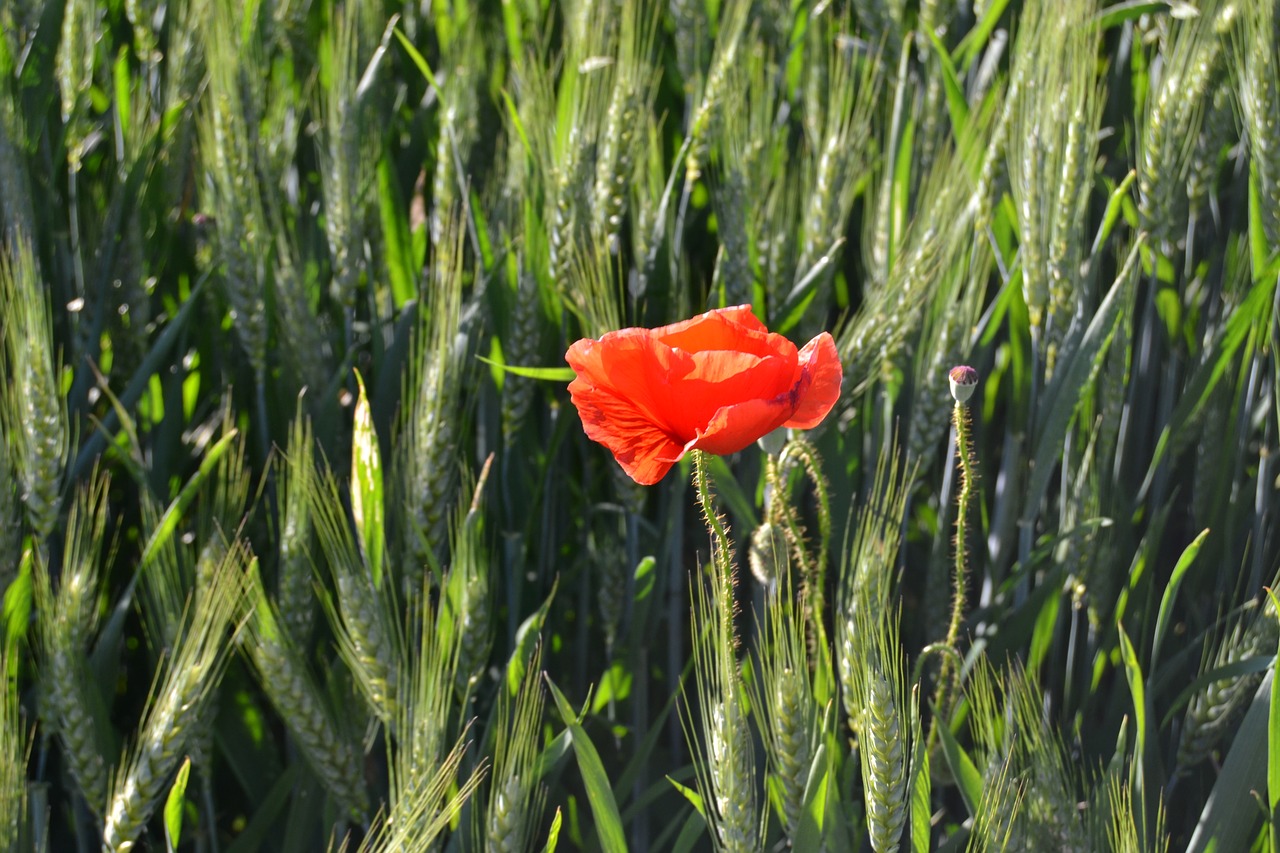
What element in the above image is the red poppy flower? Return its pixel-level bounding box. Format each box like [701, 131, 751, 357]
[565, 305, 843, 485]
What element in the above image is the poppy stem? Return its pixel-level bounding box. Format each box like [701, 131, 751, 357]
[692, 450, 738, 650]
[934, 399, 977, 722]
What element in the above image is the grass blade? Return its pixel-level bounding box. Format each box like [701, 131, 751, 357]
[545, 676, 628, 853]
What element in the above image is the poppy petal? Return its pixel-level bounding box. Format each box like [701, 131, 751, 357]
[662, 349, 795, 440]
[567, 376, 686, 485]
[567, 335, 684, 435]
[687, 396, 794, 456]
[783, 332, 843, 429]
[655, 305, 777, 357]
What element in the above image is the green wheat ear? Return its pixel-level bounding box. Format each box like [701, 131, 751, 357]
[748, 567, 818, 842]
[243, 560, 369, 821]
[398, 205, 470, 594]
[102, 542, 248, 853]
[1235, 0, 1280, 246]
[444, 457, 495, 699]
[367, 569, 485, 851]
[484, 643, 548, 853]
[0, 234, 67, 544]
[841, 526, 918, 853]
[34, 471, 113, 817]
[311, 454, 402, 729]
[1178, 595, 1279, 774]
[276, 399, 318, 648]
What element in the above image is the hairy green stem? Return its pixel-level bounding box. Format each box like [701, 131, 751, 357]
[693, 450, 735, 649]
[932, 401, 976, 733]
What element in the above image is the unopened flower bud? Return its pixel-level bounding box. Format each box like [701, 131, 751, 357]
[748, 523, 789, 587]
[757, 426, 788, 456]
[948, 365, 979, 403]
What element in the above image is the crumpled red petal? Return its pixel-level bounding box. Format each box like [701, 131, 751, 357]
[784, 332, 842, 429]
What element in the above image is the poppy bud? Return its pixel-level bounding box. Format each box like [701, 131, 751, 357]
[748, 522, 788, 587]
[948, 365, 979, 403]
[756, 426, 788, 456]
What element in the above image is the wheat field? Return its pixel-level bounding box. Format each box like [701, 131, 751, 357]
[0, 0, 1277, 850]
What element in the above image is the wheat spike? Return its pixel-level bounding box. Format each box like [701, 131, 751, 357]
[102, 544, 247, 852]
[1, 235, 67, 541]
[244, 562, 368, 819]
[1178, 598, 1279, 772]
[485, 645, 547, 853]
[34, 474, 113, 816]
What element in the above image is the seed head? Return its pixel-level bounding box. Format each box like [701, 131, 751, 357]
[948, 365, 979, 404]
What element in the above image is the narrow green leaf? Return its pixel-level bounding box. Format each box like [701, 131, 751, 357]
[1089, 1, 1192, 31]
[954, 0, 1015, 69]
[908, 694, 931, 853]
[2, 553, 32, 647]
[665, 775, 705, 819]
[545, 677, 629, 853]
[1150, 529, 1209, 676]
[1028, 584, 1062, 674]
[1023, 238, 1142, 526]
[476, 355, 576, 382]
[926, 29, 970, 145]
[1090, 170, 1138, 257]
[113, 49, 131, 141]
[1117, 624, 1149, 805]
[540, 807, 563, 853]
[140, 429, 240, 570]
[377, 153, 416, 309]
[1269, 590, 1280, 852]
[393, 28, 442, 93]
[164, 758, 191, 852]
[890, 117, 916, 263]
[1250, 162, 1272, 278]
[793, 743, 829, 851]
[934, 712, 983, 817]
[505, 580, 557, 696]
[350, 370, 385, 589]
